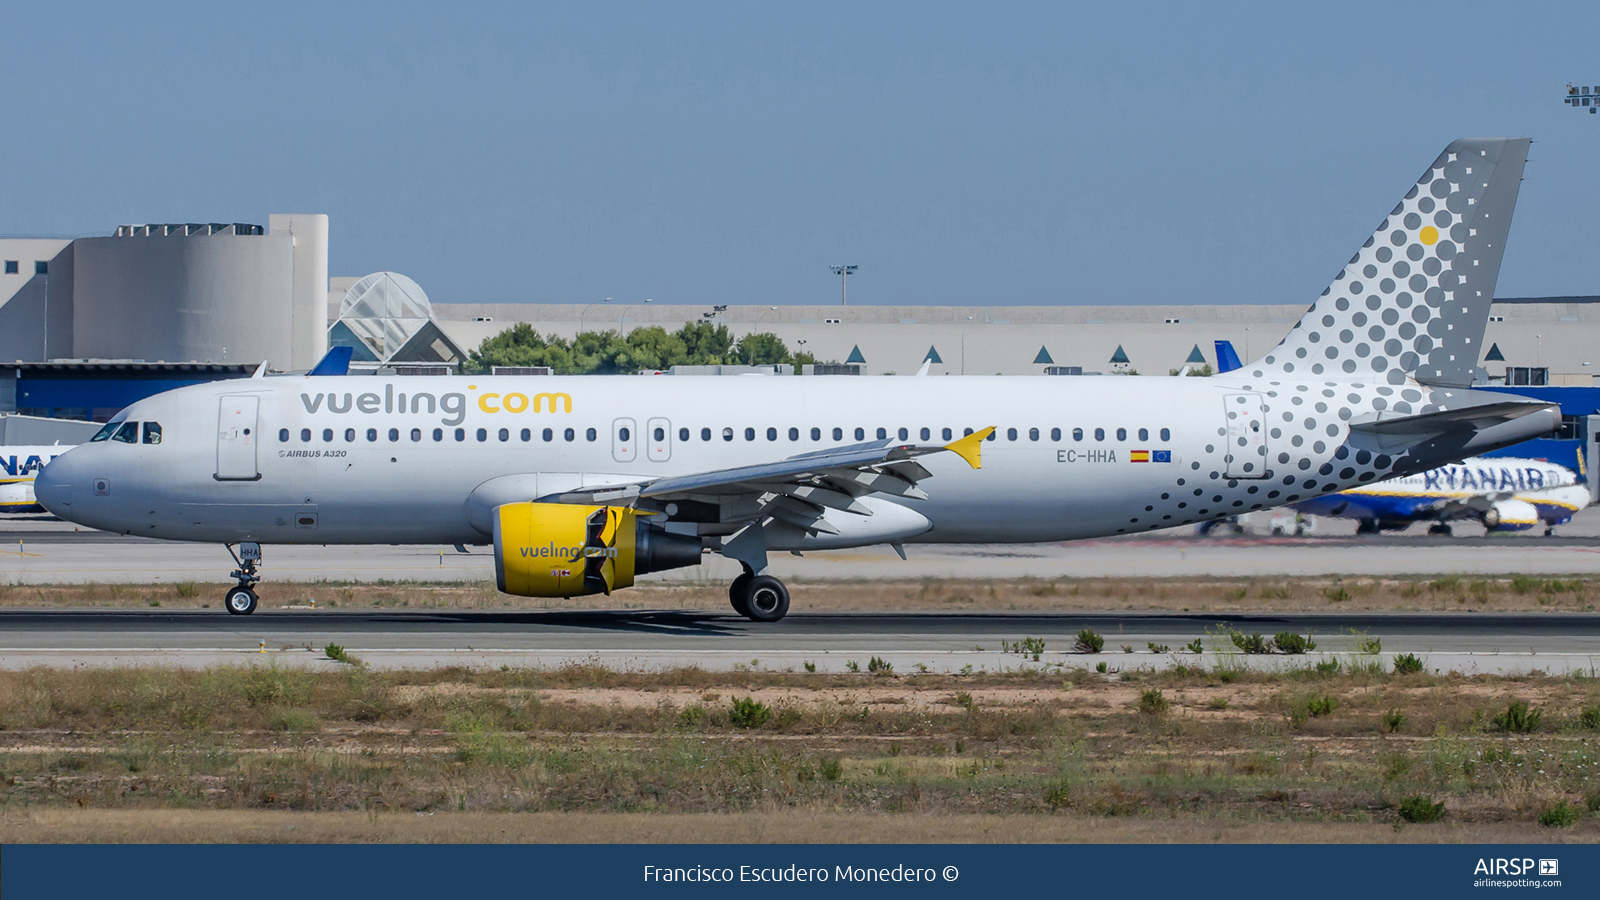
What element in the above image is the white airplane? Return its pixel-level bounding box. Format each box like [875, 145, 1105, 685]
[0, 444, 73, 513]
[32, 138, 1562, 620]
[1293, 455, 1589, 536]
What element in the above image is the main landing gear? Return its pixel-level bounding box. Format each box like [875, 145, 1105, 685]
[223, 542, 262, 616]
[728, 567, 790, 622]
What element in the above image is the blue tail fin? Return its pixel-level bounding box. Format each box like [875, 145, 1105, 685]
[308, 346, 354, 376]
[1214, 340, 1242, 373]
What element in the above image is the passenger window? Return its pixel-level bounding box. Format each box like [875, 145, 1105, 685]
[112, 421, 139, 443]
[91, 422, 119, 442]
[390, 428, 401, 442]
[301, 428, 312, 442]
[678, 427, 689, 441]
[476, 428, 487, 442]
[1160, 428, 1171, 442]
[346, 428, 356, 442]
[963, 427, 973, 436]
[877, 427, 887, 440]
[619, 427, 631, 442]
[832, 427, 843, 441]
[1138, 428, 1149, 442]
[855, 427, 865, 440]
[413, 428, 423, 442]
[1028, 427, 1039, 441]
[1006, 428, 1017, 441]
[585, 428, 597, 441]
[564, 428, 575, 442]
[655, 427, 666, 441]
[898, 427, 908, 440]
[454, 428, 465, 442]
[985, 429, 995, 442]
[920, 427, 930, 440]
[543, 428, 553, 442]
[499, 428, 509, 442]
[320, 428, 332, 442]
[434, 428, 444, 441]
[143, 422, 163, 445]
[723, 427, 734, 442]
[276, 427, 289, 443]
[811, 427, 821, 441]
[1073, 428, 1084, 441]
[520, 428, 531, 442]
[702, 428, 713, 441]
[942, 428, 952, 440]
[368, 428, 379, 442]
[1116, 428, 1127, 441]
[767, 427, 777, 441]
[1050, 427, 1061, 442]
[788, 427, 799, 441]
[1094, 428, 1104, 441]
[745, 427, 756, 441]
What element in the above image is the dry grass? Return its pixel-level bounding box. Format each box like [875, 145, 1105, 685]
[0, 574, 1594, 612]
[4, 663, 1600, 839]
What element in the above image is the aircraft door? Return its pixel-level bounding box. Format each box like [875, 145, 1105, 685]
[646, 417, 671, 462]
[216, 395, 261, 480]
[1223, 392, 1268, 479]
[612, 418, 637, 463]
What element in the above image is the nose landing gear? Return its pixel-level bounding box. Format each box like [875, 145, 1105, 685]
[223, 542, 262, 616]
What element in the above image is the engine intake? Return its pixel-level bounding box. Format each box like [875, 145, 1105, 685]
[492, 502, 701, 597]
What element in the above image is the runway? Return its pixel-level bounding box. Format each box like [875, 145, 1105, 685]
[2, 608, 1597, 675]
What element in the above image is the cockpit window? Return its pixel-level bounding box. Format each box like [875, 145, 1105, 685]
[112, 421, 139, 443]
[142, 422, 162, 445]
[90, 422, 119, 442]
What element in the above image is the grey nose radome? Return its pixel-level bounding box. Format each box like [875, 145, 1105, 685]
[34, 452, 74, 516]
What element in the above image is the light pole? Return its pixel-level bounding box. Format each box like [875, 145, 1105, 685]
[830, 265, 857, 306]
[578, 298, 611, 337]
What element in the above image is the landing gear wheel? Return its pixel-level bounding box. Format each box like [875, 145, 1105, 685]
[225, 587, 258, 616]
[728, 571, 754, 617]
[1356, 519, 1380, 535]
[742, 575, 790, 623]
[1427, 522, 1453, 537]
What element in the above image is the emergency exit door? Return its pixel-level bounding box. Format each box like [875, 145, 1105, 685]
[216, 395, 261, 480]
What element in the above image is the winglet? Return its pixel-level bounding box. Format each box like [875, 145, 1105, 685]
[944, 426, 995, 469]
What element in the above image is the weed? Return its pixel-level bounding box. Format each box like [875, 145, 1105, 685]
[1137, 689, 1169, 716]
[1357, 635, 1382, 655]
[1397, 795, 1446, 823]
[953, 691, 975, 709]
[1307, 695, 1338, 717]
[1095, 662, 1108, 674]
[804, 662, 816, 673]
[1002, 637, 1046, 661]
[1185, 638, 1204, 655]
[1043, 779, 1072, 810]
[1074, 629, 1104, 654]
[868, 656, 893, 675]
[173, 581, 200, 599]
[1314, 659, 1340, 676]
[819, 757, 843, 781]
[1586, 792, 1600, 814]
[1273, 632, 1316, 654]
[146, 598, 160, 607]
[729, 697, 772, 729]
[1230, 631, 1270, 655]
[1490, 700, 1542, 734]
[1323, 586, 1351, 603]
[678, 705, 707, 726]
[323, 643, 357, 665]
[1382, 709, 1405, 734]
[846, 660, 860, 673]
[1510, 574, 1538, 595]
[1392, 653, 1424, 675]
[1578, 705, 1600, 729]
[1208, 697, 1230, 710]
[1539, 800, 1580, 828]
[1147, 642, 1171, 654]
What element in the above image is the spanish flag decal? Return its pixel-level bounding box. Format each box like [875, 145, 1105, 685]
[1130, 450, 1150, 463]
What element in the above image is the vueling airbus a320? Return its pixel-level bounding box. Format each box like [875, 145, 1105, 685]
[34, 138, 1560, 621]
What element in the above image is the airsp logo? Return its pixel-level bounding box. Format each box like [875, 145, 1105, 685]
[1473, 858, 1551, 876]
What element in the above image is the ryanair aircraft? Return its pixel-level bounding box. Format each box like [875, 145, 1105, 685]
[0, 445, 72, 512]
[1294, 456, 1589, 536]
[33, 138, 1562, 621]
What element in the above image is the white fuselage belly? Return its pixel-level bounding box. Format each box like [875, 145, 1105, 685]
[55, 375, 1272, 545]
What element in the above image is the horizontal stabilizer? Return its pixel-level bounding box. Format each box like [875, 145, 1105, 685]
[1349, 400, 1557, 437]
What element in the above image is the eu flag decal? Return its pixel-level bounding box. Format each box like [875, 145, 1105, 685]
[1130, 450, 1150, 463]
[1152, 450, 1172, 463]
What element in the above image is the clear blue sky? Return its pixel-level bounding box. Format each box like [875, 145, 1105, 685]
[0, 2, 1594, 307]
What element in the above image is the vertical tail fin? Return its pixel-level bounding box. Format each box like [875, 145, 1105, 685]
[1251, 138, 1530, 387]
[1214, 340, 1242, 373]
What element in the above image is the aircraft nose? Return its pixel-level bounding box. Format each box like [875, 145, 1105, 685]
[34, 452, 73, 516]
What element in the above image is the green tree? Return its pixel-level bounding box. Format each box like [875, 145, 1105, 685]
[464, 320, 819, 375]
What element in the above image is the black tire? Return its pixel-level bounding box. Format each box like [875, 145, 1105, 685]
[728, 572, 753, 617]
[1355, 519, 1380, 535]
[742, 575, 790, 623]
[225, 587, 258, 616]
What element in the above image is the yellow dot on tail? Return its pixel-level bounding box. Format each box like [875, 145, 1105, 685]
[1419, 226, 1439, 245]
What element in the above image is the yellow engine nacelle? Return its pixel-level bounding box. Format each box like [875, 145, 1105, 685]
[492, 502, 702, 597]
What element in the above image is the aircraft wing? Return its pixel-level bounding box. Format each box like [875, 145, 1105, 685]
[544, 428, 996, 514]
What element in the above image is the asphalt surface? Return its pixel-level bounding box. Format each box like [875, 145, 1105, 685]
[2, 608, 1596, 674]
